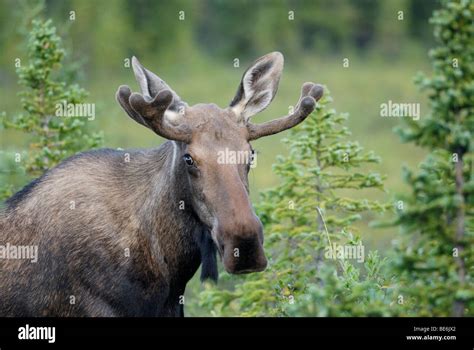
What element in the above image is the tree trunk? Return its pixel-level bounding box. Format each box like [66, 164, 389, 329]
[452, 151, 465, 317]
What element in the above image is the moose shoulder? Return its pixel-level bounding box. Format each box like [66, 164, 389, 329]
[0, 52, 323, 316]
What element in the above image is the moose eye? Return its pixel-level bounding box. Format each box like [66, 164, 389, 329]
[247, 149, 256, 171]
[183, 154, 194, 166]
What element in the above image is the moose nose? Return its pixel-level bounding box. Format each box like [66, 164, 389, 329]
[221, 235, 267, 274]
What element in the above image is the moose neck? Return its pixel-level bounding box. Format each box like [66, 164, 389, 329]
[129, 141, 203, 290]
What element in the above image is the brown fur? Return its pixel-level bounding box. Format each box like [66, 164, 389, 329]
[0, 145, 200, 316]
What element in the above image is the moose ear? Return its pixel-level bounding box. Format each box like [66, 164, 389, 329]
[230, 52, 284, 121]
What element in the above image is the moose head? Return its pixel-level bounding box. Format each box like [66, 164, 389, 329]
[116, 52, 323, 275]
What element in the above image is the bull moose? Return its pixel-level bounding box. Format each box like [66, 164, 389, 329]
[0, 52, 323, 316]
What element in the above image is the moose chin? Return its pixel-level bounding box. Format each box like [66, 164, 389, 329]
[0, 52, 323, 317]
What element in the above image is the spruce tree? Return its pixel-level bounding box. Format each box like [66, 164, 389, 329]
[0, 19, 103, 200]
[390, 0, 473, 316]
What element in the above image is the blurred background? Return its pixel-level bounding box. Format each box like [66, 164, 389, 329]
[0, 0, 438, 279]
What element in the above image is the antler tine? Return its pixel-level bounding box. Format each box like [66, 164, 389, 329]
[247, 83, 324, 141]
[128, 90, 192, 143]
[116, 85, 148, 127]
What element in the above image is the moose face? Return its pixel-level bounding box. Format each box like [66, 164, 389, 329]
[181, 105, 265, 274]
[116, 52, 323, 274]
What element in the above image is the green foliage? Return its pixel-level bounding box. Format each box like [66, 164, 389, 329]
[0, 19, 103, 200]
[398, 1, 474, 152]
[198, 90, 399, 316]
[390, 0, 474, 316]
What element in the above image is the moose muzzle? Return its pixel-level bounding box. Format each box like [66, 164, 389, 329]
[218, 221, 267, 274]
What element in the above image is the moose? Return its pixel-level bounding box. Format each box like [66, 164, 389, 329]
[0, 52, 323, 316]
